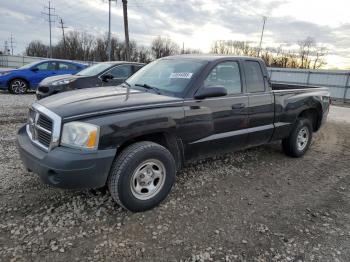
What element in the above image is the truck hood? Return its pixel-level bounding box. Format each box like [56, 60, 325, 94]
[37, 86, 183, 120]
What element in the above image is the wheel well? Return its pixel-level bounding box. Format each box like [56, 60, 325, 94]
[117, 132, 184, 170]
[7, 78, 30, 89]
[298, 107, 322, 132]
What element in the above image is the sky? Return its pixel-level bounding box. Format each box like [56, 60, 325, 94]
[0, 0, 350, 69]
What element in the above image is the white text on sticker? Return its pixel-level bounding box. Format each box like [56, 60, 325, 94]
[170, 72, 193, 79]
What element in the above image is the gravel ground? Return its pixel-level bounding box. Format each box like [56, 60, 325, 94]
[1, 93, 350, 262]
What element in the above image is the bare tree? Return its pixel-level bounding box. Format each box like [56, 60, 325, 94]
[24, 31, 329, 69]
[312, 46, 328, 69]
[134, 46, 152, 63]
[298, 37, 315, 69]
[211, 40, 257, 56]
[151, 36, 180, 59]
[25, 40, 49, 57]
[210, 38, 327, 69]
[181, 48, 202, 55]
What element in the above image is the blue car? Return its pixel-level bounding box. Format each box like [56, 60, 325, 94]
[0, 60, 87, 94]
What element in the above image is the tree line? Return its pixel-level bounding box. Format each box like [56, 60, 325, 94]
[25, 30, 327, 69]
[25, 31, 200, 64]
[211, 37, 328, 69]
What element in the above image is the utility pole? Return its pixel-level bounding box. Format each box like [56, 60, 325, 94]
[58, 18, 68, 48]
[122, 0, 130, 61]
[42, 1, 57, 58]
[4, 41, 9, 55]
[107, 0, 112, 61]
[258, 16, 267, 57]
[9, 34, 15, 55]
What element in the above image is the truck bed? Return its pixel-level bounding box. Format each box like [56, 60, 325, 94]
[271, 82, 324, 91]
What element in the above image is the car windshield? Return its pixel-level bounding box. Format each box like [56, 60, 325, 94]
[126, 59, 206, 96]
[19, 61, 43, 69]
[76, 63, 112, 76]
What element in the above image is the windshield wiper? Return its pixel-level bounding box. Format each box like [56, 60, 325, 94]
[135, 83, 161, 94]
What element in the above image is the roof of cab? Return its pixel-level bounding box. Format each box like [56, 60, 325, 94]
[162, 54, 264, 63]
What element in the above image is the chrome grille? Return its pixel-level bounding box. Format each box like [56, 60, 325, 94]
[27, 108, 53, 150]
[38, 114, 53, 131]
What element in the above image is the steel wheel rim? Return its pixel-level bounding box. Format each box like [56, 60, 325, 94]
[130, 159, 166, 200]
[297, 127, 309, 151]
[11, 80, 26, 94]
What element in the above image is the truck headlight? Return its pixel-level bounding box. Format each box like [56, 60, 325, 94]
[61, 122, 99, 150]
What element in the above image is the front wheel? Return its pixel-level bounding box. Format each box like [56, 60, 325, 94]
[282, 118, 313, 157]
[9, 79, 28, 94]
[108, 141, 176, 212]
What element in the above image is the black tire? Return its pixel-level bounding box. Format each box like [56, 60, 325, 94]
[108, 141, 176, 212]
[282, 118, 313, 157]
[8, 79, 28, 94]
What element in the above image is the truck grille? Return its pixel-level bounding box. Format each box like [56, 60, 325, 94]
[27, 108, 53, 150]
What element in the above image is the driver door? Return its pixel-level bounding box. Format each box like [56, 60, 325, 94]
[184, 60, 249, 159]
[29, 61, 57, 87]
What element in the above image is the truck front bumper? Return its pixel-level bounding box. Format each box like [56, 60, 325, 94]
[17, 125, 116, 189]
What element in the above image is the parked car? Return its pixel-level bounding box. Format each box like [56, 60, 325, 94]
[0, 60, 87, 94]
[17, 55, 330, 212]
[36, 61, 145, 99]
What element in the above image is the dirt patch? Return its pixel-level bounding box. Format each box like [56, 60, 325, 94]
[0, 95, 350, 261]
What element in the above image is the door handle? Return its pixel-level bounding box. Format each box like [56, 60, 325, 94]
[232, 103, 246, 109]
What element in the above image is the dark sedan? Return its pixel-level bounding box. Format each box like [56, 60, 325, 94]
[36, 61, 144, 99]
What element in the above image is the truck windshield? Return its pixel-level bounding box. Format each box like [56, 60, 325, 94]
[76, 63, 112, 76]
[126, 59, 206, 96]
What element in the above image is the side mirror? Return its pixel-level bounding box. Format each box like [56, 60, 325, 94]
[31, 67, 39, 72]
[194, 86, 227, 99]
[101, 73, 114, 82]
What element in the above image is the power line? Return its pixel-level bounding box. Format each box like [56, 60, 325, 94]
[42, 1, 57, 58]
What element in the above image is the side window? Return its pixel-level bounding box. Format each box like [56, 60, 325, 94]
[245, 61, 265, 93]
[36, 62, 50, 71]
[133, 65, 143, 73]
[204, 61, 242, 94]
[58, 62, 79, 70]
[109, 65, 133, 79]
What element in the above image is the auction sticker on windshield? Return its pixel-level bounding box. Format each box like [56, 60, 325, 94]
[170, 72, 193, 79]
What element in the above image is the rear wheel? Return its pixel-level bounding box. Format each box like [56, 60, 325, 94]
[9, 79, 28, 94]
[282, 118, 313, 157]
[108, 141, 176, 212]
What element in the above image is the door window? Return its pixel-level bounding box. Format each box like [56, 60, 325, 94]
[58, 62, 79, 70]
[36, 62, 50, 71]
[36, 62, 56, 71]
[109, 65, 133, 79]
[245, 61, 265, 92]
[204, 61, 242, 94]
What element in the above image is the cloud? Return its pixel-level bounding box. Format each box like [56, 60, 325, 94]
[0, 0, 349, 68]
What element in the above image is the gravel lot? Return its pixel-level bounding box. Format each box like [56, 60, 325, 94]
[1, 93, 350, 262]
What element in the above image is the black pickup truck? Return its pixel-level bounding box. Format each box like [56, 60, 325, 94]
[17, 55, 330, 212]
